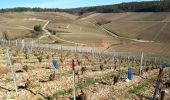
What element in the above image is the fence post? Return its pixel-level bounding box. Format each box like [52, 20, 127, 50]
[15, 40, 18, 46]
[60, 45, 63, 60]
[140, 52, 143, 75]
[6, 49, 18, 92]
[72, 59, 76, 100]
[22, 40, 25, 48]
[31, 40, 34, 51]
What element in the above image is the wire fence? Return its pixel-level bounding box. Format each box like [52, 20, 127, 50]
[0, 39, 169, 64]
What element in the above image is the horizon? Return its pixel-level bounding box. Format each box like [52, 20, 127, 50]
[0, 0, 152, 9]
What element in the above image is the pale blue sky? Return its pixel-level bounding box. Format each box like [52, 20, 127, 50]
[0, 0, 152, 9]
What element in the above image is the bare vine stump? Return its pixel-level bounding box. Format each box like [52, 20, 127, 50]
[104, 60, 107, 64]
[37, 56, 43, 62]
[77, 59, 81, 66]
[113, 66, 117, 70]
[70, 90, 86, 100]
[75, 71, 79, 75]
[25, 79, 31, 89]
[100, 64, 103, 71]
[46, 55, 50, 59]
[113, 76, 119, 85]
[165, 81, 170, 88]
[49, 72, 55, 81]
[160, 91, 165, 100]
[146, 67, 149, 72]
[77, 94, 87, 100]
[81, 67, 86, 75]
[23, 65, 28, 72]
[25, 54, 29, 59]
[60, 58, 63, 63]
[151, 66, 154, 70]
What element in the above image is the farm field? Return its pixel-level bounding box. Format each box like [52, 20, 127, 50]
[0, 12, 129, 49]
[81, 12, 170, 43]
[0, 42, 169, 100]
[79, 12, 170, 58]
[1, 12, 170, 53]
[0, 11, 170, 100]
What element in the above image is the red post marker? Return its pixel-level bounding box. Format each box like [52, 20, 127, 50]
[158, 68, 163, 82]
[72, 59, 75, 71]
[72, 59, 76, 100]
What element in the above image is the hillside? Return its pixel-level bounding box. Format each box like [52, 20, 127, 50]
[0, 1, 170, 100]
[1, 11, 170, 54]
[0, 12, 129, 49]
[80, 12, 170, 43]
[1, 1, 170, 54]
[1, 1, 170, 14]
[77, 12, 170, 56]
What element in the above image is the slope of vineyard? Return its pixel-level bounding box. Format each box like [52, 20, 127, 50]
[108, 42, 170, 54]
[0, 1, 170, 99]
[80, 12, 170, 43]
[78, 12, 170, 55]
[0, 12, 128, 48]
[0, 41, 169, 100]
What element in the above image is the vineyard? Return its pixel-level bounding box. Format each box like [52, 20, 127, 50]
[0, 11, 170, 100]
[0, 39, 169, 100]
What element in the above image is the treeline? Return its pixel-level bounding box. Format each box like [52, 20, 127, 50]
[67, 1, 170, 15]
[1, 1, 170, 14]
[0, 7, 61, 13]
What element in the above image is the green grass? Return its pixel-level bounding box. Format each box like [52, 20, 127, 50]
[128, 78, 155, 94]
[128, 81, 149, 93]
[78, 78, 96, 89]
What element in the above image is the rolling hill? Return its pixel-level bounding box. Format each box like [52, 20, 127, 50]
[0, 12, 128, 49]
[1, 1, 170, 54]
[78, 12, 170, 55]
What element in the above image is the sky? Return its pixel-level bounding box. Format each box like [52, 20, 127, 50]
[0, 0, 152, 9]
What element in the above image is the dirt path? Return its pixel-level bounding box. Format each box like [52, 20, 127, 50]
[42, 21, 51, 35]
[84, 21, 155, 51]
[31, 18, 86, 46]
[88, 21, 154, 43]
[25, 18, 50, 35]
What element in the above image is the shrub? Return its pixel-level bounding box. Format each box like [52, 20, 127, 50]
[34, 25, 42, 32]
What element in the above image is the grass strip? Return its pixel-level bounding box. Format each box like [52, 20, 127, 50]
[128, 77, 155, 94]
